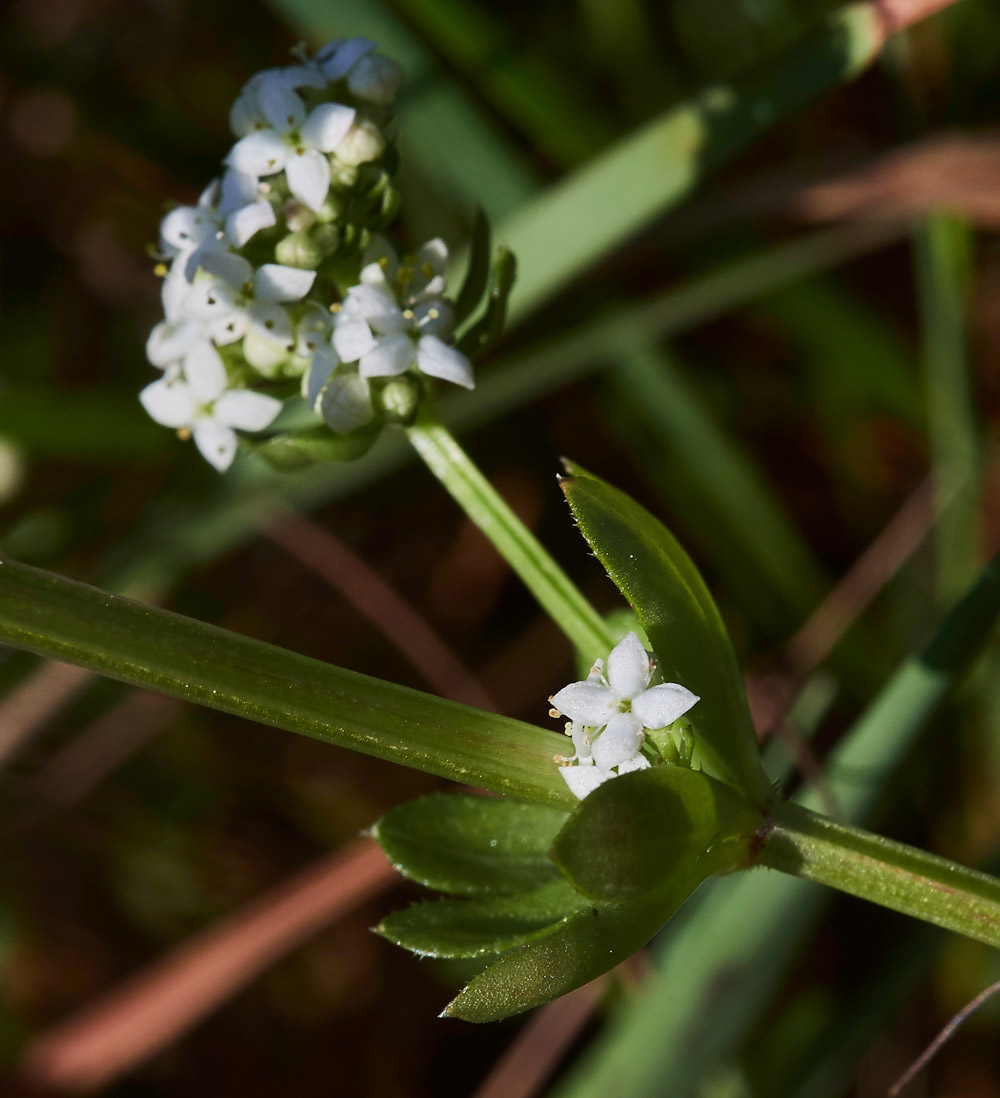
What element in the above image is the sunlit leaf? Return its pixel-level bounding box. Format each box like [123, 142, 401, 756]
[552, 765, 762, 899]
[372, 792, 568, 895]
[376, 879, 587, 957]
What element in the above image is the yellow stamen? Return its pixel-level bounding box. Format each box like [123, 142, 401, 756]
[153, 263, 168, 278]
[177, 428, 192, 441]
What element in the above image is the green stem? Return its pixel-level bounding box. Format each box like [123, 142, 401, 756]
[760, 801, 1000, 950]
[406, 402, 614, 658]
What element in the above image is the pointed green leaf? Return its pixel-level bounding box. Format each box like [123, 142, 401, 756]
[552, 766, 763, 900]
[455, 246, 517, 360]
[373, 793, 568, 896]
[442, 865, 705, 1022]
[376, 879, 587, 958]
[453, 209, 492, 327]
[561, 468, 771, 801]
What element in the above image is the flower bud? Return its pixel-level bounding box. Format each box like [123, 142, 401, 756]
[335, 119, 386, 167]
[379, 375, 421, 424]
[347, 54, 404, 106]
[285, 201, 317, 233]
[275, 231, 324, 269]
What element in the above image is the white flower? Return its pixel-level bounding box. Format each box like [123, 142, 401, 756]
[226, 81, 356, 212]
[159, 170, 275, 280]
[138, 348, 282, 471]
[183, 253, 314, 373]
[314, 38, 404, 105]
[551, 632, 699, 799]
[331, 241, 474, 390]
[229, 67, 325, 138]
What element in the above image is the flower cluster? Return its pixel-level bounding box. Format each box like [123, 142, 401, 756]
[550, 632, 699, 799]
[140, 38, 474, 471]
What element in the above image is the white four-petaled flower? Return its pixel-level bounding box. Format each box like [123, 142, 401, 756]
[551, 632, 699, 799]
[139, 348, 282, 472]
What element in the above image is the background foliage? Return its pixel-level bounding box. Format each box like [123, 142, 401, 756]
[1, 0, 1000, 1094]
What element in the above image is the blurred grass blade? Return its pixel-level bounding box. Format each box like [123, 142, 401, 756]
[548, 550, 1000, 1098]
[499, 1, 957, 324]
[612, 344, 827, 624]
[388, 0, 615, 167]
[267, 0, 537, 217]
[914, 212, 981, 603]
[560, 470, 772, 800]
[0, 556, 575, 807]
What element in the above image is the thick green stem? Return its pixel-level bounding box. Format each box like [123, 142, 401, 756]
[760, 802, 1000, 950]
[406, 403, 614, 658]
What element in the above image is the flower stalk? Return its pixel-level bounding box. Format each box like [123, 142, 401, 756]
[405, 401, 614, 658]
[759, 801, 1000, 950]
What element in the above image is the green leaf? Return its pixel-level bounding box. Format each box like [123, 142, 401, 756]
[376, 879, 587, 958]
[452, 209, 491, 327]
[372, 793, 568, 896]
[0, 557, 575, 808]
[454, 245, 517, 360]
[560, 468, 771, 802]
[442, 864, 705, 1022]
[552, 766, 762, 900]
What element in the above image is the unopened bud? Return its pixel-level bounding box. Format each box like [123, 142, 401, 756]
[379, 375, 420, 424]
[285, 200, 317, 233]
[335, 119, 386, 167]
[275, 231, 323, 269]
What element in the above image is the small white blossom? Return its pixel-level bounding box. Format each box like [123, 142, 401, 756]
[551, 632, 699, 799]
[331, 240, 474, 390]
[159, 170, 276, 281]
[183, 253, 314, 373]
[226, 81, 356, 212]
[138, 348, 282, 471]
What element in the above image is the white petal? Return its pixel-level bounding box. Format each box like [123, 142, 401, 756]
[303, 348, 338, 409]
[184, 279, 240, 321]
[217, 169, 259, 215]
[159, 205, 215, 253]
[214, 389, 282, 431]
[346, 53, 404, 106]
[591, 712, 644, 771]
[319, 373, 374, 433]
[257, 77, 306, 132]
[616, 753, 651, 775]
[561, 765, 611, 800]
[226, 130, 288, 177]
[570, 722, 593, 761]
[253, 264, 315, 303]
[285, 149, 331, 212]
[225, 199, 275, 247]
[346, 284, 405, 332]
[550, 681, 615, 726]
[197, 251, 253, 288]
[301, 102, 356, 152]
[208, 309, 250, 345]
[416, 335, 474, 389]
[139, 377, 195, 428]
[192, 419, 238, 471]
[360, 235, 398, 280]
[359, 332, 414, 378]
[146, 320, 204, 368]
[318, 37, 376, 80]
[606, 631, 651, 700]
[631, 684, 700, 730]
[333, 317, 377, 362]
[247, 301, 294, 344]
[183, 342, 227, 402]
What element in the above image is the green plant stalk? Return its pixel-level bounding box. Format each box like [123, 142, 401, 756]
[759, 802, 1000, 950]
[0, 556, 575, 808]
[914, 213, 981, 604]
[405, 403, 615, 658]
